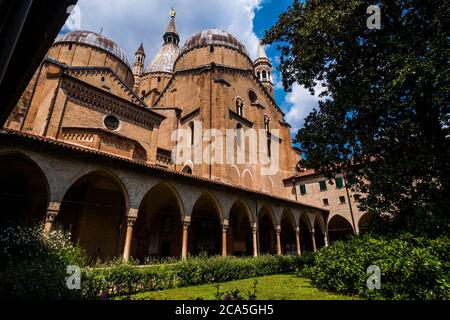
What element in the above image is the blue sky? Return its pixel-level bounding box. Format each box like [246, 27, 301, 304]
[62, 0, 323, 136]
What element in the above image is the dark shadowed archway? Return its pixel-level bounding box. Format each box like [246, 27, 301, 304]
[132, 183, 183, 263]
[280, 210, 296, 255]
[228, 200, 252, 256]
[56, 171, 127, 262]
[328, 215, 354, 244]
[314, 218, 325, 249]
[299, 214, 313, 254]
[189, 193, 222, 256]
[0, 153, 49, 228]
[358, 213, 372, 234]
[258, 206, 276, 255]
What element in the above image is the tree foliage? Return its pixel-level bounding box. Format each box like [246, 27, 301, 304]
[264, 0, 450, 237]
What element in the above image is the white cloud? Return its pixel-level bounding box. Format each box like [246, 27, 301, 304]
[272, 71, 284, 90]
[72, 0, 263, 65]
[284, 83, 327, 134]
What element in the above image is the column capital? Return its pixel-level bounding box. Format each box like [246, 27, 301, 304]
[295, 226, 300, 235]
[47, 201, 61, 211]
[275, 225, 281, 234]
[252, 222, 258, 233]
[182, 215, 191, 229]
[222, 218, 229, 228]
[45, 202, 61, 222]
[127, 216, 137, 227]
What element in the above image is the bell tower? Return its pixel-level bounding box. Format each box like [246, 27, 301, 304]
[254, 41, 273, 96]
[133, 42, 145, 93]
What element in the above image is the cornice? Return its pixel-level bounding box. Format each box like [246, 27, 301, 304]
[60, 76, 165, 129]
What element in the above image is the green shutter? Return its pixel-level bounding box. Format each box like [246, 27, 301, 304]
[335, 177, 344, 189]
[319, 181, 327, 191]
[300, 184, 307, 195]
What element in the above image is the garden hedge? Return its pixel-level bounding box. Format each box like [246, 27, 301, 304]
[302, 233, 450, 300]
[82, 255, 306, 299]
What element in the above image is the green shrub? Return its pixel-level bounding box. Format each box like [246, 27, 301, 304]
[83, 255, 305, 299]
[302, 234, 450, 300]
[0, 225, 86, 300]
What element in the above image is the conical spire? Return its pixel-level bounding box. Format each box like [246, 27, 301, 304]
[136, 42, 145, 55]
[256, 41, 268, 60]
[163, 8, 179, 45]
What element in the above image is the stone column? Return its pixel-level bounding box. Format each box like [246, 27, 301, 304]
[311, 229, 317, 252]
[43, 202, 61, 237]
[222, 219, 229, 257]
[276, 225, 282, 256]
[295, 227, 302, 257]
[181, 216, 191, 260]
[123, 216, 137, 263]
[252, 223, 258, 257]
[355, 223, 360, 236]
[324, 231, 330, 247]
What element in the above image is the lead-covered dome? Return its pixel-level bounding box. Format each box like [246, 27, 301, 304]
[144, 43, 180, 73]
[54, 30, 131, 67]
[181, 29, 249, 58]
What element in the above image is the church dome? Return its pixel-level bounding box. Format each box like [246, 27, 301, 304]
[54, 30, 131, 67]
[181, 29, 249, 58]
[144, 43, 180, 74]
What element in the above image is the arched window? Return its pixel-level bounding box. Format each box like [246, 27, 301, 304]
[262, 70, 267, 80]
[182, 166, 192, 174]
[267, 139, 272, 158]
[249, 90, 257, 104]
[257, 71, 261, 80]
[236, 123, 243, 147]
[236, 99, 244, 117]
[141, 90, 146, 97]
[189, 122, 195, 146]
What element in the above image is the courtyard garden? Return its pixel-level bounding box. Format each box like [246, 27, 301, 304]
[0, 225, 448, 300]
[121, 273, 355, 300]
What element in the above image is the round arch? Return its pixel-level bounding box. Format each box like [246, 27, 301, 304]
[182, 160, 194, 174]
[358, 212, 372, 234]
[229, 165, 240, 185]
[228, 199, 253, 256]
[56, 170, 128, 262]
[280, 209, 296, 255]
[131, 182, 184, 262]
[266, 177, 274, 194]
[328, 215, 354, 244]
[242, 169, 253, 189]
[189, 192, 223, 256]
[0, 152, 49, 227]
[61, 168, 130, 211]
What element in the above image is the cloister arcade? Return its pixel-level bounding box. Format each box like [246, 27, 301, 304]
[0, 144, 363, 263]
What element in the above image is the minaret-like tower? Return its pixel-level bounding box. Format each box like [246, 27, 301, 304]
[139, 8, 181, 105]
[254, 41, 273, 96]
[164, 7, 180, 46]
[133, 42, 145, 93]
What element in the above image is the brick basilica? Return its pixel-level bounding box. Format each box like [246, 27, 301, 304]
[0, 10, 368, 262]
